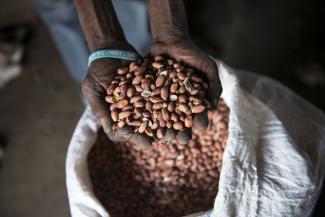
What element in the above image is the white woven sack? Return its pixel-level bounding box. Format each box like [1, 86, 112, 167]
[66, 61, 325, 217]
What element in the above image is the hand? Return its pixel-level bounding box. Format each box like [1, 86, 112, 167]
[150, 37, 223, 144]
[82, 43, 153, 149]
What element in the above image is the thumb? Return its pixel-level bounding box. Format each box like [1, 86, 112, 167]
[82, 74, 113, 134]
[207, 79, 222, 108]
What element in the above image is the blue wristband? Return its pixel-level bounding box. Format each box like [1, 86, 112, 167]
[88, 49, 138, 66]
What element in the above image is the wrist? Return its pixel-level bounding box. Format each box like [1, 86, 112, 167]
[152, 29, 190, 44]
[148, 0, 190, 43]
[88, 42, 138, 67]
[74, 0, 128, 52]
[90, 41, 136, 53]
[152, 33, 192, 49]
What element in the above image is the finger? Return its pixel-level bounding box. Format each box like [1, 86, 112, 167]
[206, 80, 222, 108]
[82, 75, 113, 134]
[176, 129, 192, 145]
[107, 125, 133, 142]
[202, 61, 222, 108]
[129, 133, 153, 149]
[193, 110, 209, 131]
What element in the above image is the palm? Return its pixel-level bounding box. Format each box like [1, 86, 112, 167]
[83, 56, 153, 149]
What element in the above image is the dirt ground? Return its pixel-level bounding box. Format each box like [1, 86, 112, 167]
[0, 0, 324, 217]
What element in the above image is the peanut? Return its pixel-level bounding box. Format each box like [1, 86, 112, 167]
[155, 75, 166, 87]
[117, 99, 128, 109]
[160, 87, 169, 101]
[191, 105, 205, 113]
[118, 111, 132, 120]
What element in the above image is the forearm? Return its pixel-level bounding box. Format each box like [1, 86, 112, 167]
[147, 0, 189, 42]
[73, 0, 127, 52]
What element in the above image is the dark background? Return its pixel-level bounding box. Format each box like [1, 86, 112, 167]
[0, 0, 324, 217]
[186, 0, 325, 110]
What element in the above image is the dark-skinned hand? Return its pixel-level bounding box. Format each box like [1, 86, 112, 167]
[150, 37, 223, 144]
[82, 43, 153, 149]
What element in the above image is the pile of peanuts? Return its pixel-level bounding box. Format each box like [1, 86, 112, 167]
[88, 100, 229, 217]
[105, 56, 209, 141]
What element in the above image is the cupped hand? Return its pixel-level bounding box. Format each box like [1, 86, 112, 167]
[82, 44, 153, 149]
[150, 37, 222, 144]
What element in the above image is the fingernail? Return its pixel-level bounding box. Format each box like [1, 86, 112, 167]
[164, 129, 176, 142]
[176, 129, 192, 145]
[193, 111, 209, 131]
[130, 133, 152, 149]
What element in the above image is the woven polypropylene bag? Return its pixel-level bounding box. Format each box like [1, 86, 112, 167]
[66, 61, 325, 217]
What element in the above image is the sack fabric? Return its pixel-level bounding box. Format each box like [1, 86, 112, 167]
[66, 61, 325, 217]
